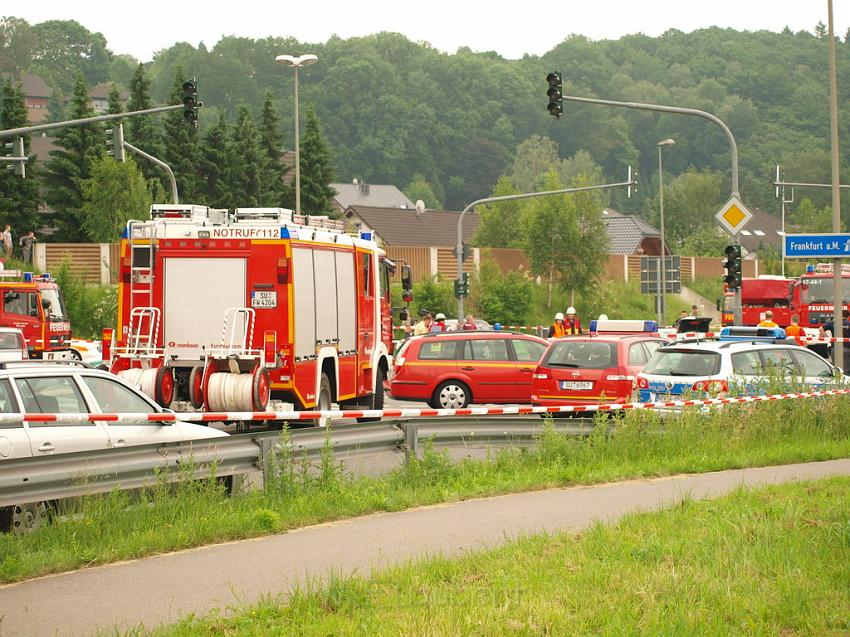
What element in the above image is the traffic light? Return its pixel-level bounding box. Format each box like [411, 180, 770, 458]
[453, 272, 470, 298]
[546, 72, 563, 118]
[105, 124, 125, 162]
[723, 244, 742, 290]
[627, 166, 637, 198]
[4, 137, 25, 178]
[461, 242, 471, 262]
[181, 80, 199, 126]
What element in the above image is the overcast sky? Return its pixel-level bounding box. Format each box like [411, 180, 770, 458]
[12, 1, 850, 62]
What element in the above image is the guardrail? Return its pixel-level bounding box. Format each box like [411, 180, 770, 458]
[0, 417, 594, 508]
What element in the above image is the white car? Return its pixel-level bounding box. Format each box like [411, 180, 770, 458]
[0, 361, 229, 532]
[0, 328, 28, 363]
[635, 326, 844, 401]
[69, 339, 102, 363]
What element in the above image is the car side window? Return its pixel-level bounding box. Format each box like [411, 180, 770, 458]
[0, 379, 19, 421]
[628, 343, 647, 365]
[84, 376, 157, 414]
[469, 339, 510, 361]
[0, 332, 23, 350]
[418, 341, 459, 360]
[512, 339, 546, 362]
[791, 350, 833, 378]
[15, 377, 89, 427]
[731, 351, 762, 376]
[759, 349, 797, 376]
[643, 341, 663, 357]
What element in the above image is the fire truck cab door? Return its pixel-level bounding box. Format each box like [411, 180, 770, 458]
[1, 290, 41, 351]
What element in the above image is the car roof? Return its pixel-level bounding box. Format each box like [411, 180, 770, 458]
[0, 360, 105, 374]
[416, 330, 543, 340]
[551, 333, 664, 343]
[0, 327, 24, 334]
[658, 340, 812, 354]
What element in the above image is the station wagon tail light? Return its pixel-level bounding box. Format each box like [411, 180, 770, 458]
[692, 380, 728, 393]
[277, 258, 290, 284]
[395, 356, 405, 367]
[636, 376, 649, 389]
[533, 371, 548, 379]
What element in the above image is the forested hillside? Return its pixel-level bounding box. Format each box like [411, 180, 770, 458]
[2, 17, 849, 220]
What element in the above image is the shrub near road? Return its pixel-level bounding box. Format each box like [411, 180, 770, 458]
[2, 395, 850, 583]
[162, 477, 850, 636]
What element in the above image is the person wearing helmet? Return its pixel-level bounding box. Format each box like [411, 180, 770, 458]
[430, 312, 448, 333]
[548, 312, 567, 338]
[563, 306, 582, 335]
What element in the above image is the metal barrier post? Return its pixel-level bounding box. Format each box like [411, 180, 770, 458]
[403, 421, 419, 463]
[258, 437, 276, 491]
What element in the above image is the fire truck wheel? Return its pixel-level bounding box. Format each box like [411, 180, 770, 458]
[431, 380, 470, 410]
[189, 366, 205, 410]
[317, 373, 333, 412]
[357, 368, 385, 423]
[154, 366, 175, 407]
[252, 368, 270, 411]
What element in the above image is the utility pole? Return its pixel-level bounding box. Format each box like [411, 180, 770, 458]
[827, 0, 843, 366]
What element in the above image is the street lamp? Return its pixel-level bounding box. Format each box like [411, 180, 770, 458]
[275, 53, 318, 216]
[657, 138, 675, 325]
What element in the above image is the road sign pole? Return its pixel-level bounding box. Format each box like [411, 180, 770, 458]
[655, 257, 663, 325]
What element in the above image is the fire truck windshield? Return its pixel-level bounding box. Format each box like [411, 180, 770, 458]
[801, 277, 850, 304]
[40, 288, 67, 319]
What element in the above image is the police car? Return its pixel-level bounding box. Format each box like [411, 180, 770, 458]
[635, 326, 845, 401]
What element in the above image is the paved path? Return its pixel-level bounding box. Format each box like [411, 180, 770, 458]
[2, 459, 849, 637]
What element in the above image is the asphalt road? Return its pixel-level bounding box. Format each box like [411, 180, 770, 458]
[2, 458, 848, 637]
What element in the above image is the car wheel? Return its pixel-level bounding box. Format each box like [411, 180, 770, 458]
[357, 367, 385, 423]
[431, 380, 470, 409]
[0, 501, 51, 535]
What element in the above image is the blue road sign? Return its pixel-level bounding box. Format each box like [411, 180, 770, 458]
[784, 234, 850, 258]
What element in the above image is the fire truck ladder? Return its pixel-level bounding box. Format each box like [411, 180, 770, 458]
[123, 307, 162, 359]
[126, 219, 162, 315]
[212, 308, 261, 372]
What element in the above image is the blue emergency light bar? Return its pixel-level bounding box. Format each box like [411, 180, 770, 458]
[719, 326, 787, 341]
[23, 272, 33, 282]
[589, 319, 658, 334]
[360, 231, 374, 241]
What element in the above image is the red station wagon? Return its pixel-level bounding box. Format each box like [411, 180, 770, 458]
[532, 321, 667, 407]
[390, 331, 549, 408]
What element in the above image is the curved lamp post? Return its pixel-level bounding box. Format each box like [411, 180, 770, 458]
[657, 138, 675, 324]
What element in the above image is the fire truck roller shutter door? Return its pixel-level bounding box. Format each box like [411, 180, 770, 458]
[313, 250, 338, 346]
[335, 252, 357, 354]
[292, 248, 316, 360]
[163, 258, 247, 362]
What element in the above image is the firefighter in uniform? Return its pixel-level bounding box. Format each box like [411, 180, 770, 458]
[563, 306, 582, 335]
[548, 312, 567, 338]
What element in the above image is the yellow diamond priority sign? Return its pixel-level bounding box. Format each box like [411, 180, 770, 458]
[715, 196, 753, 236]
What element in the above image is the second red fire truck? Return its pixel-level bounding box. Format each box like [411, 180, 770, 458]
[722, 263, 850, 328]
[106, 204, 407, 416]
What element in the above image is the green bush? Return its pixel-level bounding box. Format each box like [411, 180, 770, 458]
[54, 260, 117, 340]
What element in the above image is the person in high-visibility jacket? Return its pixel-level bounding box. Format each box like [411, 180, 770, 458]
[563, 306, 582, 335]
[548, 312, 567, 338]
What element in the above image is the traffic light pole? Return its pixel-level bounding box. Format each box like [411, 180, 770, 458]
[454, 173, 636, 320]
[123, 139, 179, 204]
[0, 104, 183, 141]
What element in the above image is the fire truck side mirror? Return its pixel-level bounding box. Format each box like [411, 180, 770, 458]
[401, 265, 412, 291]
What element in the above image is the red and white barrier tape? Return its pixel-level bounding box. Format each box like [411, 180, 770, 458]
[800, 336, 850, 343]
[3, 388, 849, 425]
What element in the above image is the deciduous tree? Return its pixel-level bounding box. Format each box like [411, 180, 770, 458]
[80, 157, 151, 241]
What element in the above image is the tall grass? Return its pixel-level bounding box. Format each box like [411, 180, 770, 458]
[1, 396, 849, 583]
[160, 477, 850, 636]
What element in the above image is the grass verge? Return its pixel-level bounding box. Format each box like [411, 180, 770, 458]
[157, 476, 850, 636]
[1, 395, 849, 584]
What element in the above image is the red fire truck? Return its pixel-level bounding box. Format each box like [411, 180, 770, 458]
[722, 264, 850, 328]
[0, 270, 73, 359]
[106, 205, 404, 414]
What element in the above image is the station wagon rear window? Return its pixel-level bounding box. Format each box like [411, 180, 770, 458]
[643, 350, 721, 376]
[543, 341, 616, 370]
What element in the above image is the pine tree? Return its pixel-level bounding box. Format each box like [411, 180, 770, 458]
[43, 74, 101, 241]
[257, 91, 290, 207]
[0, 78, 41, 237]
[198, 113, 230, 208]
[126, 63, 162, 183]
[161, 67, 200, 202]
[814, 21, 828, 39]
[224, 105, 264, 207]
[299, 106, 335, 216]
[107, 83, 123, 116]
